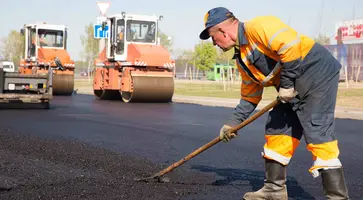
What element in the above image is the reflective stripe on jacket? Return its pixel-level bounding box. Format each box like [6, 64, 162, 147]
[235, 16, 316, 105]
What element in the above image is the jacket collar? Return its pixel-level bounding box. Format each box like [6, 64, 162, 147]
[232, 22, 248, 59]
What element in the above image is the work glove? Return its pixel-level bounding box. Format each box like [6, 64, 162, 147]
[278, 87, 297, 103]
[219, 125, 237, 143]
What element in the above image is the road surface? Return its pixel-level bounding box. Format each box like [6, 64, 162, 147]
[0, 94, 361, 199]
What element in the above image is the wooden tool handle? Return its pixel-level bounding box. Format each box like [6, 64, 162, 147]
[229, 97, 280, 133]
[154, 97, 281, 178]
[154, 136, 220, 177]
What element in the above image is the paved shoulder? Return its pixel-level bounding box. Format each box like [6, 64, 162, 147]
[172, 95, 363, 120]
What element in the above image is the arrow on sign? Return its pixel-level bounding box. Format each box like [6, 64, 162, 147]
[97, 26, 103, 37]
[96, 1, 110, 16]
[94, 24, 109, 38]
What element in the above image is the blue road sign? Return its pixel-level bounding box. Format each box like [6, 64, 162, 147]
[94, 24, 109, 39]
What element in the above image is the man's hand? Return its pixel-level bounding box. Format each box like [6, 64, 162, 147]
[278, 87, 297, 103]
[219, 125, 237, 143]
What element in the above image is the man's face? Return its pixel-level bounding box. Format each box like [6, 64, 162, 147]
[208, 27, 234, 52]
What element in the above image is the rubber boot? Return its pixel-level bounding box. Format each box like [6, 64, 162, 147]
[321, 168, 349, 200]
[243, 159, 288, 200]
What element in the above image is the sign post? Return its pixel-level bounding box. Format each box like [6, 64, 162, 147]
[92, 1, 110, 82]
[96, 1, 110, 51]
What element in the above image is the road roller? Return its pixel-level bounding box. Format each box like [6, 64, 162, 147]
[19, 22, 75, 96]
[93, 12, 175, 103]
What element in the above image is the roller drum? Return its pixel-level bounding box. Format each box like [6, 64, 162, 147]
[121, 75, 174, 103]
[52, 74, 74, 96]
[94, 89, 121, 100]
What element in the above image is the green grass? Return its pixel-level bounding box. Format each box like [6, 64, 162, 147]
[75, 79, 93, 88]
[174, 82, 278, 101]
[75, 79, 363, 108]
[336, 87, 363, 108]
[338, 88, 363, 96]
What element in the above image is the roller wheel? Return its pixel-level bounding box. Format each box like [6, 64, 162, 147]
[120, 76, 174, 103]
[94, 89, 121, 100]
[52, 74, 74, 96]
[41, 102, 50, 109]
[121, 92, 132, 103]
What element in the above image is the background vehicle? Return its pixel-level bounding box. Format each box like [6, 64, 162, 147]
[19, 22, 75, 96]
[93, 12, 175, 103]
[0, 61, 15, 72]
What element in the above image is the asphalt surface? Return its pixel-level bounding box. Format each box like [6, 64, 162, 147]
[0, 94, 362, 200]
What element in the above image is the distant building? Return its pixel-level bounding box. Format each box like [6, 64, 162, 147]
[206, 64, 239, 81]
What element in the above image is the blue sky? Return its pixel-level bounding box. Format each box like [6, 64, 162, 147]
[0, 0, 362, 61]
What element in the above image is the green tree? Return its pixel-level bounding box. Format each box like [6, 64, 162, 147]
[314, 34, 330, 45]
[80, 23, 100, 62]
[179, 49, 194, 64]
[192, 41, 217, 74]
[0, 30, 25, 66]
[175, 49, 194, 75]
[216, 48, 235, 66]
[158, 29, 173, 52]
[74, 60, 88, 74]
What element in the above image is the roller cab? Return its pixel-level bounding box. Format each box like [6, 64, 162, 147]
[19, 22, 75, 96]
[93, 12, 175, 103]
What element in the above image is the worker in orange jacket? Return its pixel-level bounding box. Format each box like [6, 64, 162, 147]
[199, 7, 349, 199]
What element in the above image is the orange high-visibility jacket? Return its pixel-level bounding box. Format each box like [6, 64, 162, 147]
[235, 16, 316, 105]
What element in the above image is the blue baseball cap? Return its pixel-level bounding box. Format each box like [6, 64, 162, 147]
[199, 7, 235, 40]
